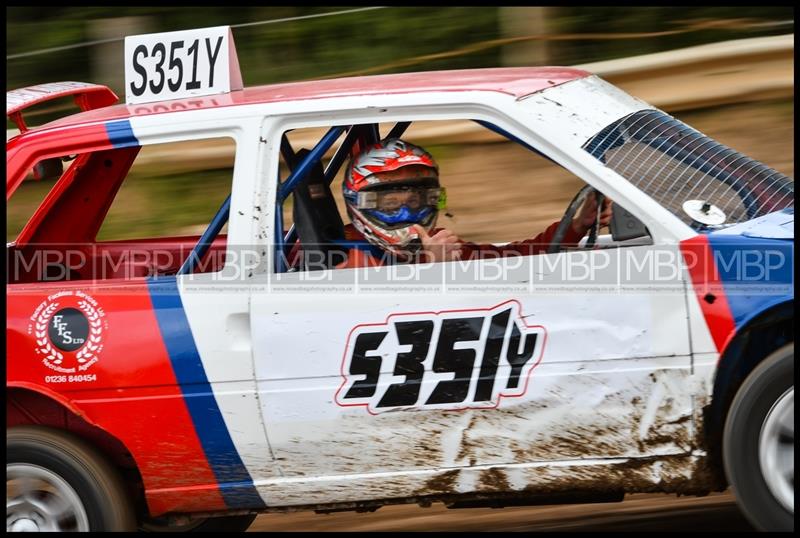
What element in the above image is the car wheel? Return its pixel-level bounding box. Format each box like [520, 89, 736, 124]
[723, 343, 794, 532]
[7, 425, 136, 532]
[140, 513, 257, 532]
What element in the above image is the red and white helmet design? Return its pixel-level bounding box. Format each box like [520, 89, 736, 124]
[343, 138, 440, 258]
[346, 138, 438, 190]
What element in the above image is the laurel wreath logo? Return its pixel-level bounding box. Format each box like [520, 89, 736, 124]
[34, 302, 64, 364]
[75, 300, 103, 364]
[33, 295, 105, 370]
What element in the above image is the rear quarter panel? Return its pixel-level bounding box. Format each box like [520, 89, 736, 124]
[7, 279, 228, 516]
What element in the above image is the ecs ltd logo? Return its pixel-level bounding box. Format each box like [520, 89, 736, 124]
[28, 291, 107, 374]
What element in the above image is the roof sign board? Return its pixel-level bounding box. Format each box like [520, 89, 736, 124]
[124, 25, 243, 105]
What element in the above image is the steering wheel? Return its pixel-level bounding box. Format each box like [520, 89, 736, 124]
[547, 185, 606, 255]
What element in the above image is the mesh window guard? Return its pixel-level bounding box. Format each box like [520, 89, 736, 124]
[584, 110, 794, 229]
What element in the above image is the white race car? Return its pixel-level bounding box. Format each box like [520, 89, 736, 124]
[7, 26, 793, 532]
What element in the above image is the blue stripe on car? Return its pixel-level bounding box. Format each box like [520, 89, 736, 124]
[146, 276, 266, 510]
[105, 119, 139, 148]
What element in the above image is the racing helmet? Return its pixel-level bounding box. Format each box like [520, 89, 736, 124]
[343, 138, 442, 257]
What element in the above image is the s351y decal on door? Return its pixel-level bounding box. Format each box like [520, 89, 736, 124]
[335, 300, 546, 414]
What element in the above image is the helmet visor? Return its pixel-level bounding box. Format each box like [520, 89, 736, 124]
[356, 186, 442, 214]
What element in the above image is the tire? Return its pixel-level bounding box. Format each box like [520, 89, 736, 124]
[140, 513, 257, 532]
[7, 425, 136, 532]
[723, 343, 794, 532]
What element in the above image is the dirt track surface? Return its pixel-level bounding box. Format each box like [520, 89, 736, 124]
[249, 491, 753, 532]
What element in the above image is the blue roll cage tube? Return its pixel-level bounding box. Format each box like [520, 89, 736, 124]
[274, 126, 345, 272]
[181, 119, 545, 275]
[177, 194, 231, 276]
[179, 126, 345, 276]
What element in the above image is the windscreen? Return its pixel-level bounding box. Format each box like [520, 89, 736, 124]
[583, 109, 794, 228]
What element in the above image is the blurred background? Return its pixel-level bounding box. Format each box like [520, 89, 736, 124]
[6, 6, 794, 93]
[6, 6, 794, 242]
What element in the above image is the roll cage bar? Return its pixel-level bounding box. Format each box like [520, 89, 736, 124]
[178, 119, 549, 276]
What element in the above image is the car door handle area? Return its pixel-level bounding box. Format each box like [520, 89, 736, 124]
[226, 312, 252, 352]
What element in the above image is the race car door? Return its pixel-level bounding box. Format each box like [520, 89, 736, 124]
[248, 122, 697, 503]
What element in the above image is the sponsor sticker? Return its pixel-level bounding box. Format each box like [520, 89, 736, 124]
[27, 291, 107, 379]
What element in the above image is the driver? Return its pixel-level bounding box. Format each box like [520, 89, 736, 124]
[339, 138, 611, 268]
